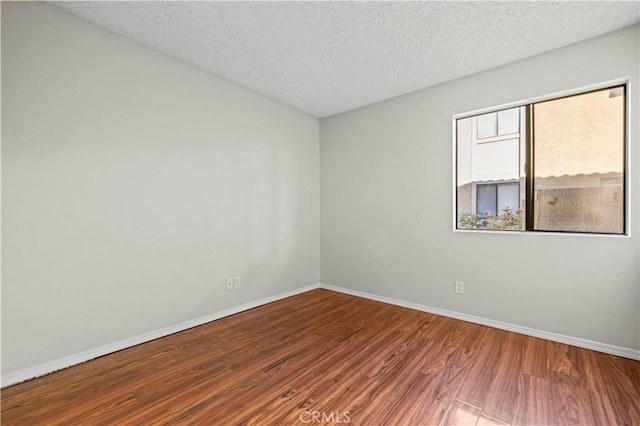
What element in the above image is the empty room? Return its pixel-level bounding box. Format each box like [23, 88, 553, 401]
[2, 1, 639, 425]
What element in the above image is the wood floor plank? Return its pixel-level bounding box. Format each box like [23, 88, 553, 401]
[2, 288, 639, 425]
[595, 355, 640, 425]
[478, 331, 527, 424]
[511, 373, 553, 426]
[522, 335, 564, 380]
[453, 326, 506, 408]
[585, 390, 619, 426]
[550, 370, 609, 426]
[389, 346, 474, 425]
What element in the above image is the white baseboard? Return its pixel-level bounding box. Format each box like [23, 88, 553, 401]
[319, 283, 640, 361]
[1, 283, 321, 388]
[4, 281, 637, 388]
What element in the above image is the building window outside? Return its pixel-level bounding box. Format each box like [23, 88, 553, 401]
[476, 182, 520, 217]
[476, 108, 521, 139]
[456, 85, 626, 234]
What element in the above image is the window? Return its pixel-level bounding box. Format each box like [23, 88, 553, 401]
[476, 183, 520, 218]
[456, 85, 626, 234]
[476, 109, 520, 139]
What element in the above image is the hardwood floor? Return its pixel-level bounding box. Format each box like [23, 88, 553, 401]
[2, 289, 639, 425]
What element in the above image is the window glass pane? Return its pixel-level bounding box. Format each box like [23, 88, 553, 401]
[477, 184, 497, 216]
[457, 108, 524, 231]
[497, 108, 520, 135]
[533, 87, 624, 233]
[497, 183, 520, 214]
[477, 112, 497, 139]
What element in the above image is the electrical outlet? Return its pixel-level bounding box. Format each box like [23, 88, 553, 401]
[226, 278, 233, 291]
[234, 276, 241, 288]
[455, 280, 464, 294]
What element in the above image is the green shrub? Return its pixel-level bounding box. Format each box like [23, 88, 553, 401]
[459, 207, 522, 230]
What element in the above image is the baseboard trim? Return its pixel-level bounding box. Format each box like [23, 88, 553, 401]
[4, 281, 637, 388]
[1, 283, 321, 388]
[320, 283, 640, 361]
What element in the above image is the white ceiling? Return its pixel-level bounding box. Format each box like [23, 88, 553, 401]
[51, 1, 639, 118]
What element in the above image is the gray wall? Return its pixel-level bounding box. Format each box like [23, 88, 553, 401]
[320, 25, 639, 351]
[2, 2, 319, 374]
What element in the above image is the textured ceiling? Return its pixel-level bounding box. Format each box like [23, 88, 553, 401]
[51, 1, 639, 118]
